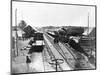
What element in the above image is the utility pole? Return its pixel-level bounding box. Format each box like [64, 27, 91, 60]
[15, 8, 18, 56]
[21, 11, 23, 20]
[88, 12, 89, 35]
[88, 12, 92, 55]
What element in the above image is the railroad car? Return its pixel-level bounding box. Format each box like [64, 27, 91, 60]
[28, 32, 45, 53]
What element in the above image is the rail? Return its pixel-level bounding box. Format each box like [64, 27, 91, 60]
[45, 33, 75, 69]
[44, 39, 63, 71]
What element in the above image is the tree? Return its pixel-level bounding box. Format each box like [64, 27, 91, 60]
[18, 20, 27, 30]
[62, 27, 84, 36]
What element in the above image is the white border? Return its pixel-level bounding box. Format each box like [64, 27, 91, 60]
[0, 0, 99, 75]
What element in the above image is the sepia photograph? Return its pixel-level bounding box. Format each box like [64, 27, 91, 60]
[11, 0, 96, 74]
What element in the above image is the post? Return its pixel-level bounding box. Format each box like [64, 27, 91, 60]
[88, 13, 92, 55]
[49, 59, 64, 72]
[88, 13, 89, 35]
[15, 8, 18, 56]
[55, 60, 58, 72]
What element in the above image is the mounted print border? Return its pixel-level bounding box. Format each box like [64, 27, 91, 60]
[11, 0, 97, 75]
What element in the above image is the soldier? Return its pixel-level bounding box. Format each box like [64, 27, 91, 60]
[26, 55, 31, 72]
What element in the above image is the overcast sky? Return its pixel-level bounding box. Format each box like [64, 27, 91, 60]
[12, 1, 95, 27]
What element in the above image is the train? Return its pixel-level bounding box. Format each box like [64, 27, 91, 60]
[21, 25, 45, 53]
[28, 32, 44, 53]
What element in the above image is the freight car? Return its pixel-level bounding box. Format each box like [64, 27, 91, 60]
[27, 32, 44, 53]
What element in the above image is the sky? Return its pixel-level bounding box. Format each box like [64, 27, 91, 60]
[12, 1, 96, 27]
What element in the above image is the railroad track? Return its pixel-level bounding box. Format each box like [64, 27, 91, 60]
[44, 39, 63, 71]
[44, 33, 76, 69]
[62, 43, 95, 69]
[44, 35, 73, 71]
[45, 33, 95, 69]
[46, 34, 76, 70]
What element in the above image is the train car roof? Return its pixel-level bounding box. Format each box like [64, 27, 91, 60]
[23, 25, 36, 33]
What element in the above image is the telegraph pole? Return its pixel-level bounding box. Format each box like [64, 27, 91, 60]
[15, 8, 18, 56]
[88, 12, 92, 55]
[88, 13, 89, 35]
[21, 11, 23, 20]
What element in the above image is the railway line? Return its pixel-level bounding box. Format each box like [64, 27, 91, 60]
[43, 39, 63, 71]
[44, 33, 95, 70]
[44, 33, 76, 69]
[60, 43, 95, 69]
[44, 34, 72, 71]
